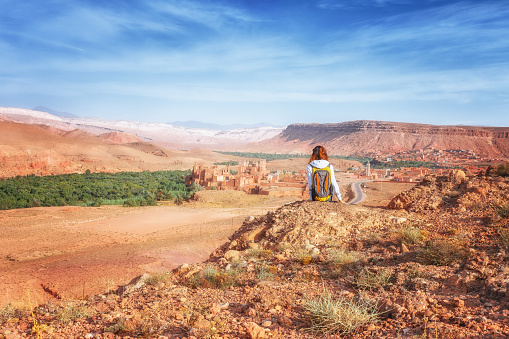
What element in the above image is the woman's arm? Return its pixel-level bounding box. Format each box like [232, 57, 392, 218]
[329, 164, 342, 202]
[306, 164, 313, 200]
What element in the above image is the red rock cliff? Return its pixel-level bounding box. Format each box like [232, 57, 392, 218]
[254, 120, 509, 157]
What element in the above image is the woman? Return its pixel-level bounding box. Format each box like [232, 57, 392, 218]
[307, 145, 343, 202]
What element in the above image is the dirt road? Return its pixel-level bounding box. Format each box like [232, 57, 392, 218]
[0, 193, 295, 307]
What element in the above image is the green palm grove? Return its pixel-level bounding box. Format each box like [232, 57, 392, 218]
[0, 170, 202, 210]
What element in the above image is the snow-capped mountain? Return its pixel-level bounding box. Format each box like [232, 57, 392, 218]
[0, 107, 284, 149]
[0, 107, 64, 122]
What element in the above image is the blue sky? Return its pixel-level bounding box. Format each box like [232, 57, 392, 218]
[1, 0, 508, 126]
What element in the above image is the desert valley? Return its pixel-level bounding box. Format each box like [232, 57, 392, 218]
[1, 107, 509, 339]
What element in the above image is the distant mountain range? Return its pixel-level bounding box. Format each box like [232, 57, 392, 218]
[0, 107, 284, 150]
[1, 106, 509, 159]
[169, 120, 281, 130]
[32, 106, 79, 118]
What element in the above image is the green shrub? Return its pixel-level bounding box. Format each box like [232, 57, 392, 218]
[124, 199, 139, 207]
[274, 242, 290, 253]
[245, 248, 264, 259]
[303, 293, 380, 335]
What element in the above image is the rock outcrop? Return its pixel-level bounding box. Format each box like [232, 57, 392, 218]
[389, 169, 509, 212]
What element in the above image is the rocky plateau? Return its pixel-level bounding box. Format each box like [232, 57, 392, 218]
[253, 121, 509, 158]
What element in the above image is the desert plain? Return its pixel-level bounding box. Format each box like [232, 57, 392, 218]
[0, 191, 301, 307]
[0, 171, 413, 306]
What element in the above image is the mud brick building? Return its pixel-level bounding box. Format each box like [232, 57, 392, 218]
[189, 160, 307, 197]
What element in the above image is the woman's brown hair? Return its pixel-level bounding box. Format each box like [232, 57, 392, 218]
[309, 145, 329, 163]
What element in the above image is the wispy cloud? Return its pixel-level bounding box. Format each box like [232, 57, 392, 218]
[318, 0, 413, 9]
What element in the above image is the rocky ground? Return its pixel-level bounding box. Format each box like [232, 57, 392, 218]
[1, 170, 509, 338]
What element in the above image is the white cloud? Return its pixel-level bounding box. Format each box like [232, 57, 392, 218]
[318, 0, 413, 10]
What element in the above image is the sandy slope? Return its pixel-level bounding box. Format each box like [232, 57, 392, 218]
[0, 121, 243, 177]
[0, 192, 297, 307]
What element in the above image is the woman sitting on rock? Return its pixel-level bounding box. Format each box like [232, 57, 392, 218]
[307, 145, 343, 203]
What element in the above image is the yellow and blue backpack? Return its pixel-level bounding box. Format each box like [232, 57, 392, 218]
[311, 164, 333, 201]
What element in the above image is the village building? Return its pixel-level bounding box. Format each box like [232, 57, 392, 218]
[188, 161, 307, 198]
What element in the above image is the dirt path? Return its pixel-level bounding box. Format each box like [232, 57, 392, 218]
[0, 194, 294, 307]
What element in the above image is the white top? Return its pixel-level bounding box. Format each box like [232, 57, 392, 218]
[307, 160, 342, 201]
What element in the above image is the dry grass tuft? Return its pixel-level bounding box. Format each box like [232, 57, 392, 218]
[293, 248, 318, 265]
[274, 242, 290, 253]
[246, 248, 272, 259]
[0, 304, 29, 323]
[304, 292, 381, 335]
[189, 267, 241, 289]
[397, 226, 426, 245]
[418, 238, 469, 266]
[257, 265, 278, 281]
[122, 311, 170, 337]
[145, 272, 171, 286]
[354, 268, 393, 290]
[500, 228, 509, 247]
[497, 204, 509, 218]
[328, 249, 362, 269]
[53, 302, 95, 324]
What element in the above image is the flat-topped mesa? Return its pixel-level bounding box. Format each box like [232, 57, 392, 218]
[284, 121, 509, 139]
[258, 120, 509, 157]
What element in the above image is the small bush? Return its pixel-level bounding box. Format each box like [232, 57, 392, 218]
[328, 249, 361, 269]
[354, 268, 393, 290]
[0, 304, 29, 323]
[245, 248, 264, 259]
[363, 232, 382, 246]
[495, 162, 509, 177]
[274, 242, 290, 253]
[124, 199, 139, 207]
[497, 204, 509, 218]
[53, 302, 95, 324]
[189, 267, 240, 289]
[122, 311, 170, 337]
[500, 228, 509, 247]
[304, 293, 380, 335]
[398, 227, 426, 245]
[293, 248, 318, 265]
[406, 266, 429, 280]
[257, 265, 278, 281]
[418, 238, 469, 266]
[145, 272, 170, 286]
